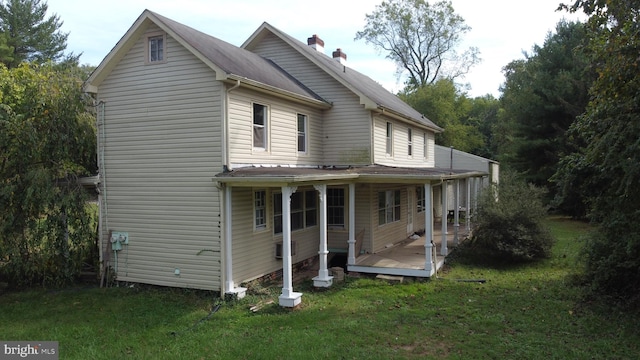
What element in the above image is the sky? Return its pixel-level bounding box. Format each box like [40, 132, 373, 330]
[45, 0, 585, 98]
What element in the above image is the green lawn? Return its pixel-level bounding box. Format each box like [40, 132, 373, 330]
[1, 217, 638, 359]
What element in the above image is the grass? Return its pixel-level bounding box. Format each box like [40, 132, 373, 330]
[1, 217, 639, 359]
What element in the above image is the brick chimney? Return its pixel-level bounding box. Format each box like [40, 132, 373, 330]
[332, 48, 347, 65]
[307, 34, 324, 53]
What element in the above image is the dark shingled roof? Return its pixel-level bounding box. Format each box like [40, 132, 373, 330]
[149, 11, 325, 103]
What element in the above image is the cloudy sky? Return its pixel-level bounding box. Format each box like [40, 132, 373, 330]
[45, 0, 585, 98]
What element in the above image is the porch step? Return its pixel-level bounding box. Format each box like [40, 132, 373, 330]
[375, 274, 404, 283]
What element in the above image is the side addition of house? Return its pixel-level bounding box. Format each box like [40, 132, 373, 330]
[84, 10, 495, 307]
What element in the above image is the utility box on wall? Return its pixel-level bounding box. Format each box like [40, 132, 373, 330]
[110, 231, 129, 251]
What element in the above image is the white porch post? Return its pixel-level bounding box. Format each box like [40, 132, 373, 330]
[347, 183, 356, 265]
[466, 178, 472, 232]
[423, 183, 434, 275]
[224, 185, 246, 298]
[441, 181, 448, 256]
[313, 184, 333, 287]
[453, 179, 460, 245]
[279, 186, 302, 308]
[474, 177, 480, 214]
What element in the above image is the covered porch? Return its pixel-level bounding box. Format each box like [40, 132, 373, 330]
[215, 165, 486, 308]
[349, 222, 470, 277]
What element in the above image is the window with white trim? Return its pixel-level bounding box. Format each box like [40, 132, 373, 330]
[378, 190, 401, 225]
[253, 103, 267, 150]
[407, 128, 413, 156]
[254, 190, 266, 230]
[273, 190, 318, 234]
[147, 34, 165, 63]
[297, 114, 307, 153]
[327, 188, 345, 228]
[416, 186, 425, 213]
[423, 132, 428, 160]
[385, 122, 393, 155]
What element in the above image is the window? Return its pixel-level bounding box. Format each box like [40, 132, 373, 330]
[273, 190, 318, 234]
[327, 188, 345, 228]
[253, 103, 267, 150]
[297, 114, 307, 153]
[254, 190, 266, 230]
[147, 35, 164, 63]
[416, 186, 425, 213]
[423, 132, 428, 159]
[407, 128, 413, 156]
[385, 122, 393, 155]
[378, 190, 401, 225]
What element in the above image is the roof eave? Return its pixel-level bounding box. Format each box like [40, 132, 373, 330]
[226, 75, 331, 109]
[374, 105, 444, 133]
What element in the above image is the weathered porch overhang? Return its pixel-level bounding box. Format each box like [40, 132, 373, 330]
[213, 164, 487, 186]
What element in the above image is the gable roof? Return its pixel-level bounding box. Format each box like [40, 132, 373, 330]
[85, 10, 328, 108]
[243, 23, 443, 133]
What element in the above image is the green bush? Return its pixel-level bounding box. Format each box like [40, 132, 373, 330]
[458, 171, 554, 264]
[581, 215, 640, 307]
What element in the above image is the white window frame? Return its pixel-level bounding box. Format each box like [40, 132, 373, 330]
[145, 32, 166, 64]
[273, 190, 318, 235]
[423, 132, 428, 160]
[407, 128, 413, 157]
[416, 186, 425, 213]
[327, 188, 345, 229]
[254, 190, 267, 231]
[385, 122, 393, 156]
[253, 103, 268, 151]
[297, 113, 308, 154]
[378, 190, 401, 226]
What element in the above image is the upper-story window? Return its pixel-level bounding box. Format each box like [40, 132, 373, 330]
[297, 114, 308, 153]
[253, 103, 268, 150]
[146, 33, 166, 64]
[407, 128, 413, 156]
[386, 122, 393, 156]
[423, 132, 428, 160]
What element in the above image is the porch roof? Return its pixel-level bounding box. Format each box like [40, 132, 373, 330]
[214, 164, 486, 186]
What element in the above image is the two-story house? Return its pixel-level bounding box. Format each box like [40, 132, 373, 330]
[85, 10, 488, 307]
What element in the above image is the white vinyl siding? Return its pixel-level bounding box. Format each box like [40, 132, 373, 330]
[98, 26, 222, 291]
[249, 33, 372, 165]
[228, 88, 323, 166]
[373, 115, 436, 167]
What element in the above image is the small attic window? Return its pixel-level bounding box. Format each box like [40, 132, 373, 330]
[146, 33, 166, 64]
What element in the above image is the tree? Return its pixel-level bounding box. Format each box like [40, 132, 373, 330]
[0, 63, 96, 287]
[356, 0, 480, 89]
[499, 20, 592, 204]
[0, 0, 76, 68]
[559, 0, 640, 305]
[0, 32, 12, 64]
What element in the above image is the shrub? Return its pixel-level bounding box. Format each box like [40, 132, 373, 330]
[458, 171, 554, 264]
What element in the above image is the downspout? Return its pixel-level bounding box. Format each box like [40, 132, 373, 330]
[97, 100, 111, 285]
[223, 80, 241, 171]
